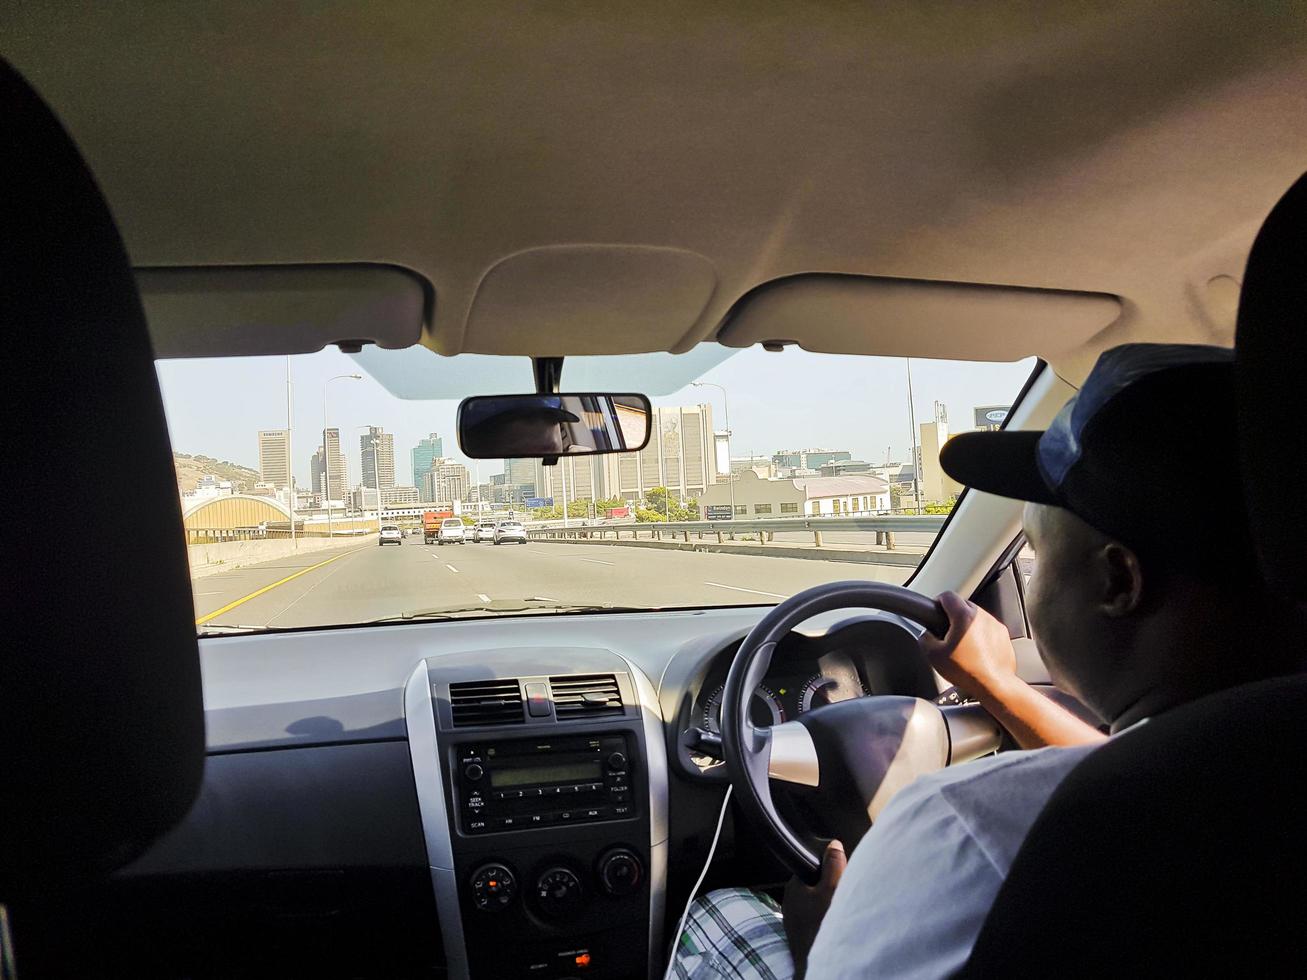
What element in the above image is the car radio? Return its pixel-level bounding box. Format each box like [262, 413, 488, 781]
[456, 733, 635, 834]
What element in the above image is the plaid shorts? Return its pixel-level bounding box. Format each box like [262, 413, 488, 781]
[670, 887, 795, 980]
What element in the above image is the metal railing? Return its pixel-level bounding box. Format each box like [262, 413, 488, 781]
[526, 514, 946, 550]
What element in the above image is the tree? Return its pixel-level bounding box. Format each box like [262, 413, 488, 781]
[567, 500, 590, 518]
[644, 486, 672, 516]
[635, 507, 667, 523]
[593, 496, 624, 514]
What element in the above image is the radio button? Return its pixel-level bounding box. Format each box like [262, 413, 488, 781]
[522, 788, 543, 798]
[496, 816, 520, 829]
[468, 820, 488, 832]
[607, 751, 628, 771]
[463, 763, 485, 782]
[613, 805, 632, 817]
[609, 789, 631, 802]
[557, 810, 574, 822]
[468, 796, 486, 810]
[581, 808, 603, 820]
[558, 785, 577, 795]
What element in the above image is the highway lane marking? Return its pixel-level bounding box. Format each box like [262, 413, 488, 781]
[263, 552, 360, 627]
[194, 549, 363, 626]
[577, 557, 614, 565]
[445, 564, 460, 573]
[477, 593, 491, 602]
[703, 581, 789, 599]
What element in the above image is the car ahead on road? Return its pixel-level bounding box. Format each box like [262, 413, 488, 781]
[493, 521, 528, 545]
[472, 521, 497, 542]
[436, 518, 466, 545]
[378, 524, 403, 546]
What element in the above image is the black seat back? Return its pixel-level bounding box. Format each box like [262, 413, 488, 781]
[962, 172, 1307, 975]
[0, 60, 205, 897]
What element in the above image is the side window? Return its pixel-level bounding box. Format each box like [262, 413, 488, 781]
[734, 504, 748, 515]
[754, 503, 772, 515]
[780, 502, 798, 514]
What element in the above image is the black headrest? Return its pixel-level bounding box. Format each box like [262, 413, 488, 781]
[1235, 171, 1307, 602]
[0, 61, 205, 894]
[962, 673, 1307, 976]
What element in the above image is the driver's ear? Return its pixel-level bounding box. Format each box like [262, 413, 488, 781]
[1097, 541, 1145, 618]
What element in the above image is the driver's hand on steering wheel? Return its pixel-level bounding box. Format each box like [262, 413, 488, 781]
[782, 839, 847, 978]
[920, 591, 1019, 702]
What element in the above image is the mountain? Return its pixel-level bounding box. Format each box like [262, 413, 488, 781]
[173, 452, 262, 494]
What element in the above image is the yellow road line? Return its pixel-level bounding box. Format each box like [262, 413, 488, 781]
[195, 548, 362, 626]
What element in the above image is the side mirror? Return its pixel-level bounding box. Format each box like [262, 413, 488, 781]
[457, 393, 652, 459]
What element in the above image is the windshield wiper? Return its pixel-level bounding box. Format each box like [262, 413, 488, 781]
[368, 598, 652, 624]
[197, 623, 302, 636]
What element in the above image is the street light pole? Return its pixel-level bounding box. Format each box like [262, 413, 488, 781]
[286, 356, 296, 549]
[906, 358, 923, 515]
[323, 374, 362, 539]
[692, 381, 734, 519]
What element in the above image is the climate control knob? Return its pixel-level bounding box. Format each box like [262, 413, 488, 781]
[535, 867, 584, 917]
[597, 848, 643, 897]
[469, 862, 516, 911]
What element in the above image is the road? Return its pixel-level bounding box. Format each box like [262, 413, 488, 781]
[192, 536, 918, 631]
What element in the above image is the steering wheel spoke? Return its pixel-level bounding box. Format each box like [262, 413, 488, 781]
[764, 721, 820, 787]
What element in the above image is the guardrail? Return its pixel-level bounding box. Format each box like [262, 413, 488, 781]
[526, 515, 947, 550]
[185, 526, 374, 544]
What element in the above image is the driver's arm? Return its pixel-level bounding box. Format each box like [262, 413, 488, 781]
[922, 591, 1106, 750]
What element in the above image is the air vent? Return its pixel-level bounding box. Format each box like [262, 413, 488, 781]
[449, 679, 524, 727]
[550, 673, 624, 719]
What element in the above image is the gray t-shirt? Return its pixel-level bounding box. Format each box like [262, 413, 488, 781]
[806, 741, 1102, 979]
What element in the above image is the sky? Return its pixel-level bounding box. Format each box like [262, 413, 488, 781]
[155, 345, 1036, 489]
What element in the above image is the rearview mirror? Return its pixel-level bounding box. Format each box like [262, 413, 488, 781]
[457, 393, 652, 459]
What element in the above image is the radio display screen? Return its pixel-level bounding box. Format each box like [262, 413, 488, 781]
[489, 759, 603, 788]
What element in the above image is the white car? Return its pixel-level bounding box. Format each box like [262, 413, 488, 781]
[473, 521, 497, 542]
[378, 524, 403, 546]
[493, 521, 528, 545]
[436, 518, 466, 545]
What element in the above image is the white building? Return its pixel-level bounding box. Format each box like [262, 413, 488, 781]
[699, 470, 889, 518]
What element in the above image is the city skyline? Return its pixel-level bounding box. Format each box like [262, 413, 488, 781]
[156, 345, 1036, 490]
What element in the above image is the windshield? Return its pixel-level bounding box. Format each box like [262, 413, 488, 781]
[159, 345, 1035, 633]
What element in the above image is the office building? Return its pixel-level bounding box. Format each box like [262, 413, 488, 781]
[360, 426, 396, 490]
[819, 459, 873, 477]
[533, 403, 718, 505]
[771, 448, 852, 472]
[321, 428, 346, 501]
[916, 407, 962, 505]
[310, 448, 326, 495]
[421, 460, 470, 505]
[381, 485, 420, 506]
[411, 433, 444, 485]
[699, 470, 890, 517]
[257, 429, 290, 489]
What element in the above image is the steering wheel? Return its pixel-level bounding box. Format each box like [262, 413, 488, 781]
[721, 580, 1002, 884]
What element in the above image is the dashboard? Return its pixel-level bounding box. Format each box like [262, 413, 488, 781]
[41, 604, 948, 979]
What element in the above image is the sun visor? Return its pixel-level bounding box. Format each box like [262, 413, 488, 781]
[459, 245, 718, 356]
[716, 274, 1121, 361]
[140, 264, 430, 359]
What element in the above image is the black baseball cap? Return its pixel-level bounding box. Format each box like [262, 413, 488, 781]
[942, 343, 1250, 574]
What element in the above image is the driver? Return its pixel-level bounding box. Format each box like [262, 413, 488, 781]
[670, 343, 1303, 978]
[463, 398, 580, 456]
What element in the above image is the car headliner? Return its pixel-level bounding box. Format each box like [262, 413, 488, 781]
[5, 2, 1306, 383]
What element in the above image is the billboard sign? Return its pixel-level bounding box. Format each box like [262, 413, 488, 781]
[525, 496, 554, 508]
[705, 504, 735, 521]
[974, 405, 1010, 430]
